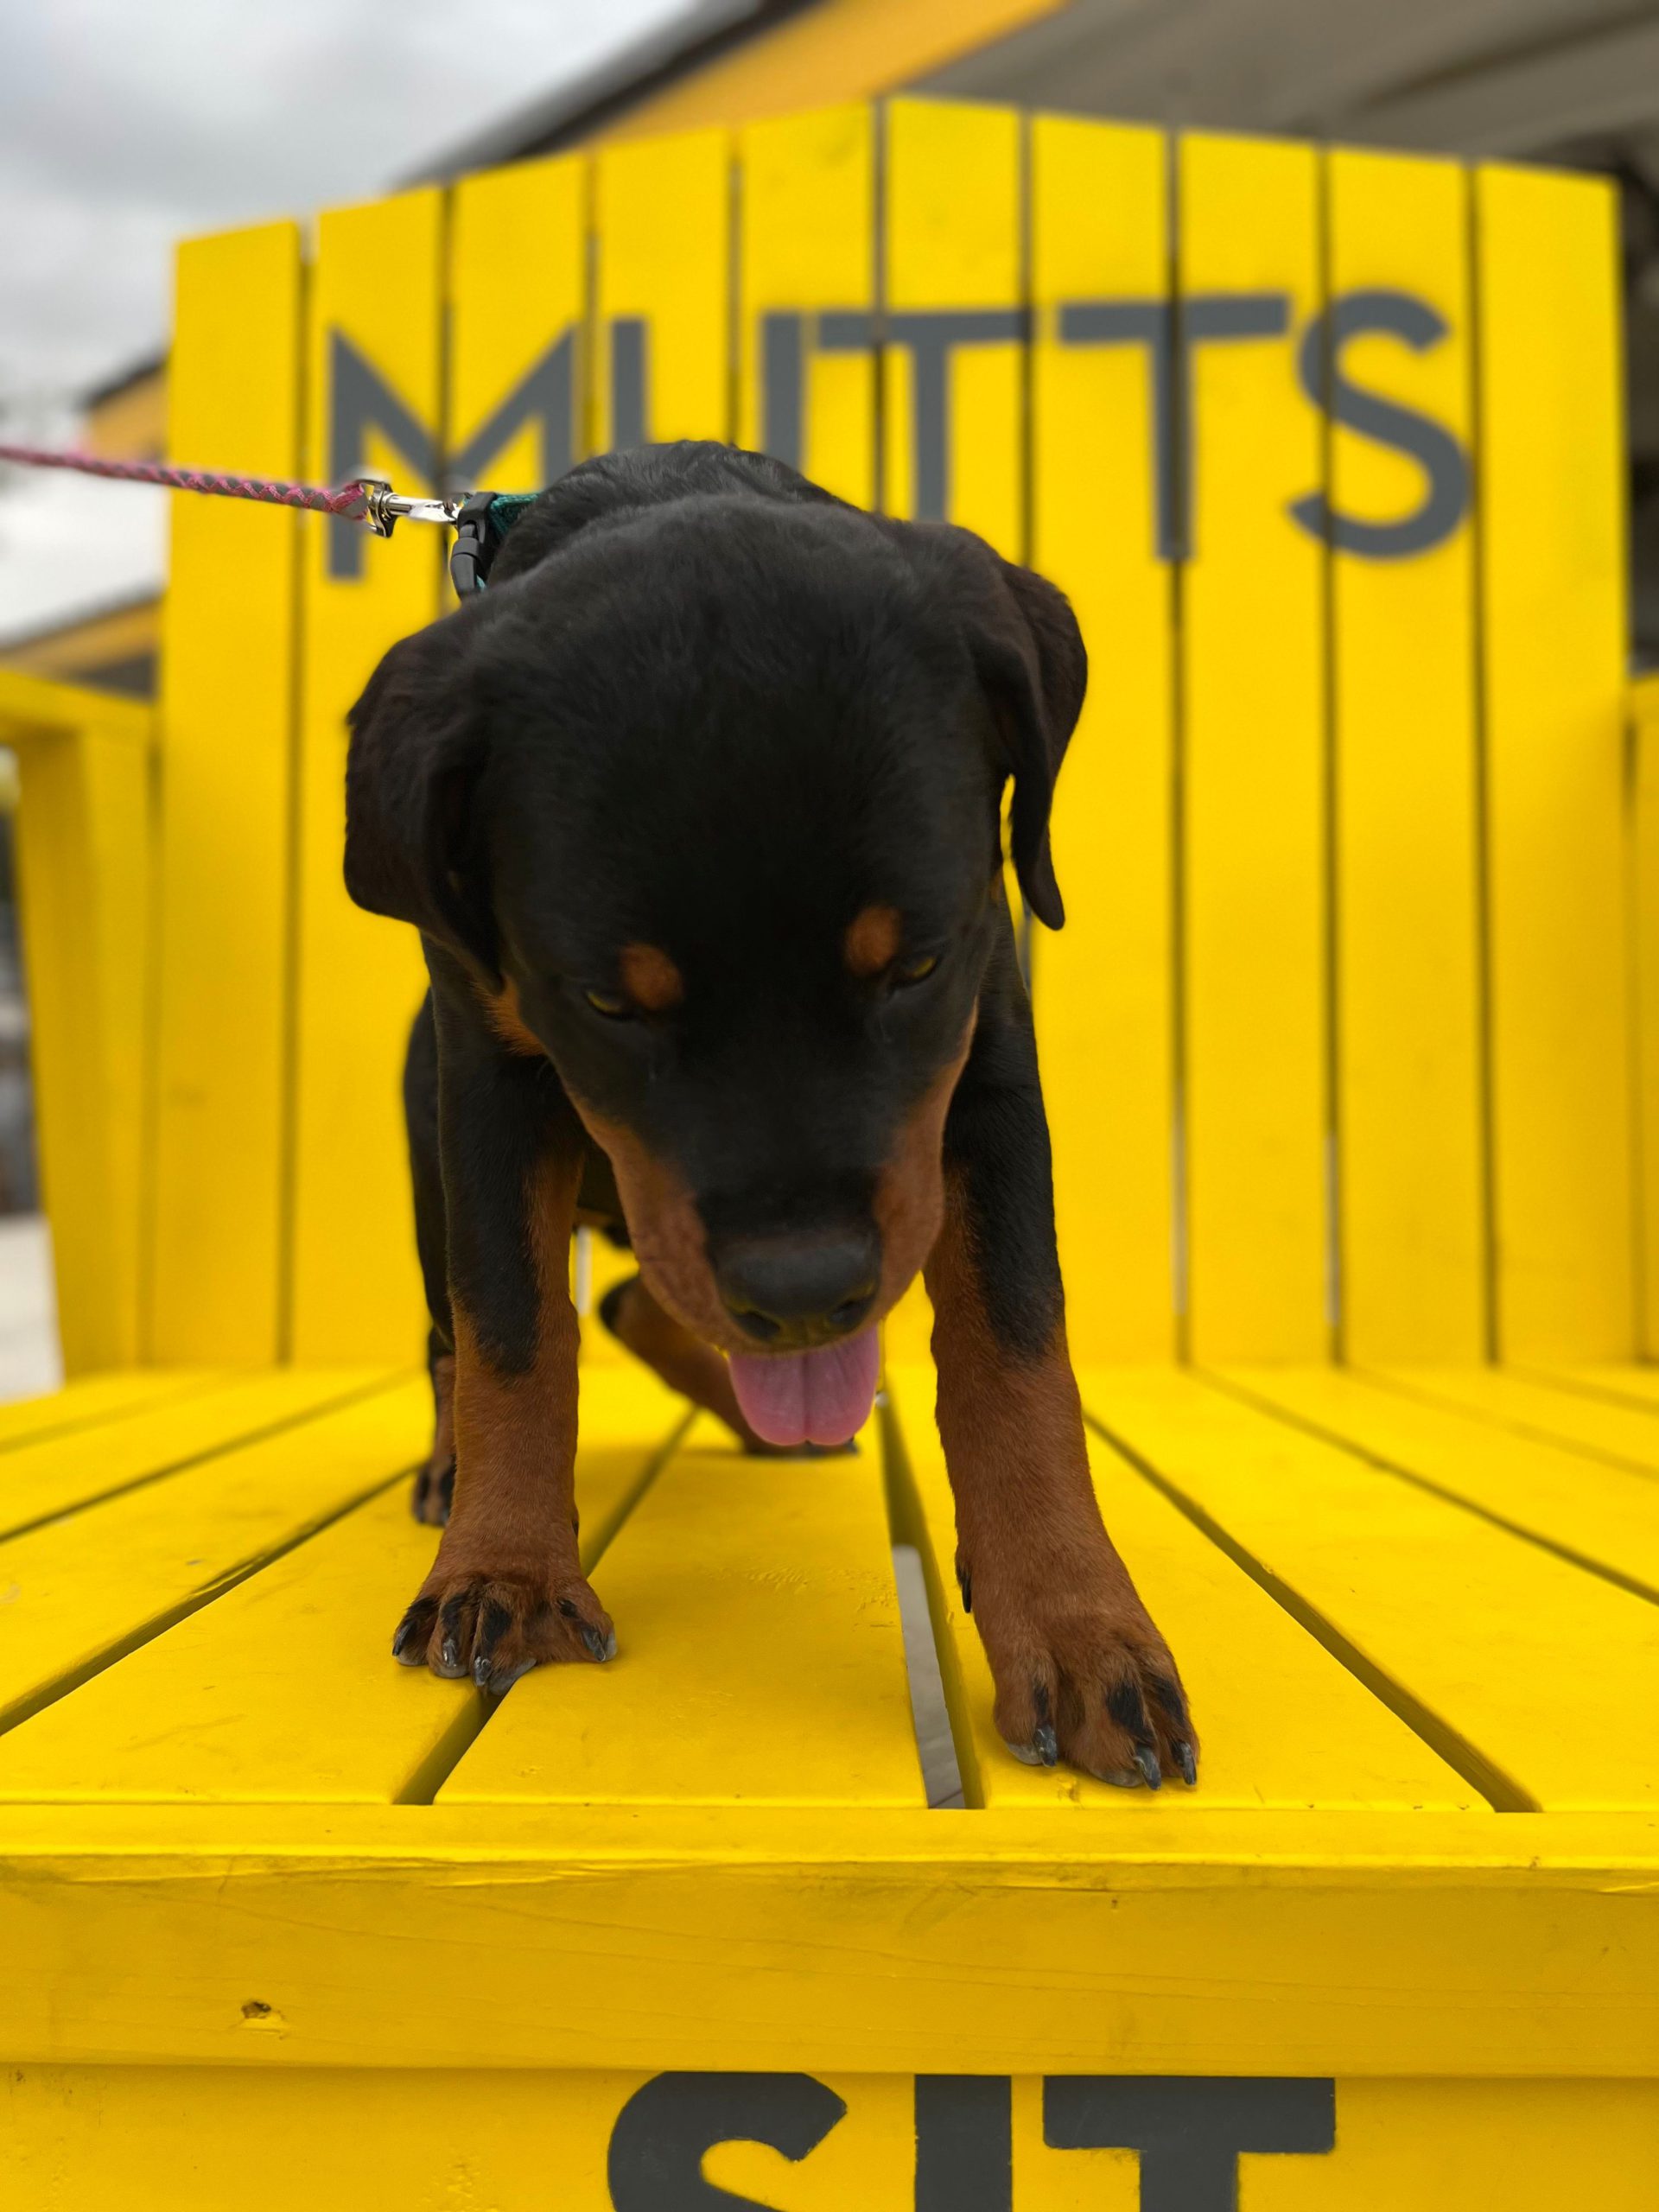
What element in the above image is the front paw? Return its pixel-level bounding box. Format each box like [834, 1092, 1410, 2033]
[391, 1551, 615, 1693]
[964, 1548, 1198, 1789]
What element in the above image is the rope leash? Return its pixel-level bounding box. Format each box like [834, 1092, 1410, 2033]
[0, 442, 524, 594]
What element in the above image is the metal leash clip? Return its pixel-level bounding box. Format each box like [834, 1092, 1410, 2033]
[356, 479, 467, 538]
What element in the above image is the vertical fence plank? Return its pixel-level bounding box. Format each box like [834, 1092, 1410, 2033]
[288, 191, 445, 1365]
[1633, 676, 1659, 1357]
[1029, 117, 1176, 1363]
[448, 155, 588, 498]
[1476, 166, 1632, 1363]
[6, 683, 154, 1375]
[738, 101, 877, 505]
[149, 222, 303, 1364]
[882, 97, 1023, 550]
[1325, 150, 1485, 1364]
[594, 130, 733, 452]
[880, 96, 1025, 1368]
[1179, 132, 1328, 1364]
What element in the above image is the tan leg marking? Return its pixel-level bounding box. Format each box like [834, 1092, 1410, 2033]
[926, 1167, 1197, 1785]
[394, 1149, 614, 1688]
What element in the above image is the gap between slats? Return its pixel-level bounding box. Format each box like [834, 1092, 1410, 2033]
[394, 1405, 692, 1803]
[0, 1466, 407, 1744]
[1213, 1367, 1659, 1608]
[0, 1372, 228, 1456]
[0, 1370, 406, 1548]
[1079, 1393, 1535, 1812]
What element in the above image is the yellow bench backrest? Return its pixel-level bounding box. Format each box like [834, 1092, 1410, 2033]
[15, 100, 1638, 1376]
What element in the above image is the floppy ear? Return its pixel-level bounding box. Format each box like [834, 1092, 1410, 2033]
[344, 620, 498, 979]
[886, 523, 1087, 931]
[969, 551, 1087, 931]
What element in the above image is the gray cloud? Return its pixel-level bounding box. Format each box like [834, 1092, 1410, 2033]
[0, 0, 691, 637]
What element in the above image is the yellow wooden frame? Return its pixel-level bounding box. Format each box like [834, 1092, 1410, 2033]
[0, 671, 156, 1376]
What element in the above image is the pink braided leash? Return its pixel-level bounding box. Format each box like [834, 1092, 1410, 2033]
[0, 442, 372, 519]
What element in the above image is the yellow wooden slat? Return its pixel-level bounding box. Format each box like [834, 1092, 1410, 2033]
[448, 151, 588, 497]
[1224, 1364, 1659, 1601]
[1179, 133, 1328, 1362]
[1029, 116, 1176, 1363]
[594, 130, 731, 451]
[886, 1363, 1471, 1811]
[1530, 1364, 1659, 1411]
[882, 98, 1023, 551]
[442, 1411, 921, 1806]
[0, 1370, 219, 1453]
[1632, 675, 1659, 1356]
[0, 1368, 683, 1803]
[8, 1801, 1659, 2077]
[0, 1379, 423, 1736]
[10, 2071, 1656, 2212]
[10, 707, 155, 1375]
[737, 101, 876, 505]
[1326, 150, 1486, 1363]
[1476, 164, 1632, 1361]
[0, 1370, 392, 1543]
[288, 191, 443, 1364]
[150, 222, 303, 1363]
[1084, 1367, 1659, 1811]
[1369, 1364, 1659, 1476]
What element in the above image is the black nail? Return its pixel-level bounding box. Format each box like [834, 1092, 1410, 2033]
[1174, 1739, 1197, 1786]
[957, 1563, 972, 1614]
[1135, 1744, 1162, 1790]
[392, 1599, 436, 1663]
[473, 1653, 494, 1690]
[1033, 1723, 1058, 1768]
[580, 1623, 614, 1663]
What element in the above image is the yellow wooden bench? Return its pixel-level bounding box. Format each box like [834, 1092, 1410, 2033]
[4, 99, 1659, 2203]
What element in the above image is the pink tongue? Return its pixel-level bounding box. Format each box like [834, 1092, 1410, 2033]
[728, 1327, 880, 1448]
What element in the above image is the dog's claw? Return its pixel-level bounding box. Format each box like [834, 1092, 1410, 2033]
[391, 1611, 425, 1664]
[1006, 1724, 1059, 1769]
[1134, 1743, 1162, 1791]
[1173, 1739, 1198, 1786]
[581, 1623, 616, 1663]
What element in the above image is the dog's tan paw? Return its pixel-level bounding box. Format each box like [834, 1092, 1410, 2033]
[965, 1548, 1198, 1788]
[391, 1558, 614, 1693]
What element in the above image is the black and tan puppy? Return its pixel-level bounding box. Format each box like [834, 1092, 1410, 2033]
[346, 442, 1195, 1788]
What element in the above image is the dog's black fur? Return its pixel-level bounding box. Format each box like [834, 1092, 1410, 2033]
[345, 443, 1195, 1786]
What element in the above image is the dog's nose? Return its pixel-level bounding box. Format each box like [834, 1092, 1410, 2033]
[715, 1230, 880, 1347]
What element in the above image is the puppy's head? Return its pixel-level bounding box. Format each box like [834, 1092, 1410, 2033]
[346, 449, 1084, 1443]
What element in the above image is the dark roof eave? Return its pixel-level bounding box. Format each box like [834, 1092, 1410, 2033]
[79, 350, 167, 411]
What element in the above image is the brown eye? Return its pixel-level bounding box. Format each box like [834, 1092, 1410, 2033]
[893, 953, 939, 988]
[584, 987, 632, 1020]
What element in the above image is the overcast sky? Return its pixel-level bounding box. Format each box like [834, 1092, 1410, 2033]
[0, 0, 693, 642]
